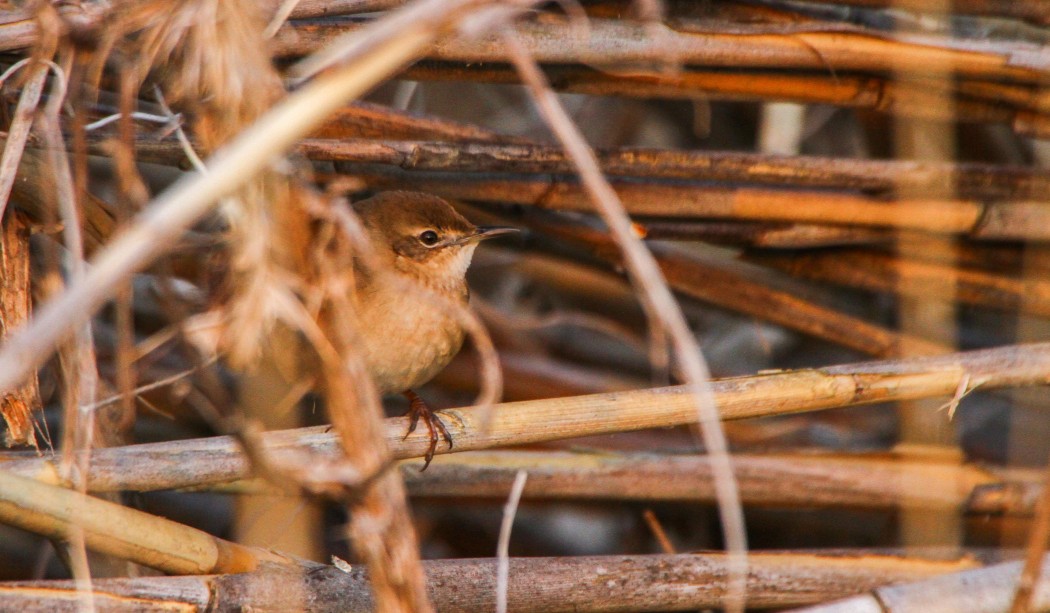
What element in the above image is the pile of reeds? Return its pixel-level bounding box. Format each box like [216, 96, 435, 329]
[0, 0, 1049, 611]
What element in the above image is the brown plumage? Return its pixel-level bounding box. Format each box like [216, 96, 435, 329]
[352, 192, 515, 467]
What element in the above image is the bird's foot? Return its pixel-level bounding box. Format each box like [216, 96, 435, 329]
[403, 390, 453, 471]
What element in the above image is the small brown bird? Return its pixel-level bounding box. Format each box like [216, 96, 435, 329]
[352, 191, 515, 468]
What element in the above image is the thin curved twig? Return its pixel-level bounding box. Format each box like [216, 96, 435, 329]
[501, 28, 748, 613]
[496, 469, 528, 613]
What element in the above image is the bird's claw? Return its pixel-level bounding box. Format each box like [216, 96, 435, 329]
[403, 390, 453, 471]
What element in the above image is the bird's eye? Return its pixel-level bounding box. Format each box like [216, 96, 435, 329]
[418, 230, 440, 246]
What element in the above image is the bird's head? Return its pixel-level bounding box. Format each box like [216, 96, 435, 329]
[353, 191, 516, 290]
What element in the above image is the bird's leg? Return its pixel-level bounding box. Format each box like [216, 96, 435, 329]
[402, 389, 453, 470]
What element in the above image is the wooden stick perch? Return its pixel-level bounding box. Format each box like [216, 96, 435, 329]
[4, 342, 1048, 491]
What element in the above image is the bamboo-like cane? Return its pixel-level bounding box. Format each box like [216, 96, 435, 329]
[0, 469, 279, 574]
[3, 342, 1048, 492]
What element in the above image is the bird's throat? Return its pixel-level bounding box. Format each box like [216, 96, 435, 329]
[399, 243, 477, 300]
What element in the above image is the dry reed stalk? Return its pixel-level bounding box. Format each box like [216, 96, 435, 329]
[305, 204, 430, 611]
[643, 509, 678, 555]
[0, 3, 368, 54]
[28, 15, 110, 592]
[1009, 453, 1050, 612]
[796, 553, 1050, 612]
[436, 348, 645, 399]
[401, 64, 1038, 130]
[496, 470, 528, 613]
[0, 552, 981, 611]
[0, 0, 405, 52]
[108, 80, 146, 452]
[402, 450, 1042, 516]
[299, 138, 977, 191]
[129, 0, 328, 565]
[119, 137, 1050, 200]
[309, 101, 527, 142]
[275, 17, 1050, 83]
[0, 135, 110, 247]
[889, 0, 963, 550]
[350, 171, 1050, 241]
[767, 0, 1050, 25]
[0, 0, 1042, 53]
[0, 212, 37, 447]
[635, 219, 891, 247]
[0, 13, 36, 52]
[40, 53, 98, 485]
[0, 469, 281, 575]
[503, 29, 748, 612]
[6, 342, 1046, 493]
[0, 59, 49, 220]
[748, 249, 1050, 319]
[480, 244, 915, 379]
[892, 235, 1050, 274]
[953, 79, 1050, 115]
[283, 0, 407, 18]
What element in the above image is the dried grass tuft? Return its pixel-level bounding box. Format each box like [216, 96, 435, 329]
[97, 0, 312, 368]
[100, 0, 283, 147]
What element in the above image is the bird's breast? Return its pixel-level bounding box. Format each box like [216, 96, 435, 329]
[353, 281, 467, 394]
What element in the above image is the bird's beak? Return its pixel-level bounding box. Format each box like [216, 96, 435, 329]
[469, 226, 519, 242]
